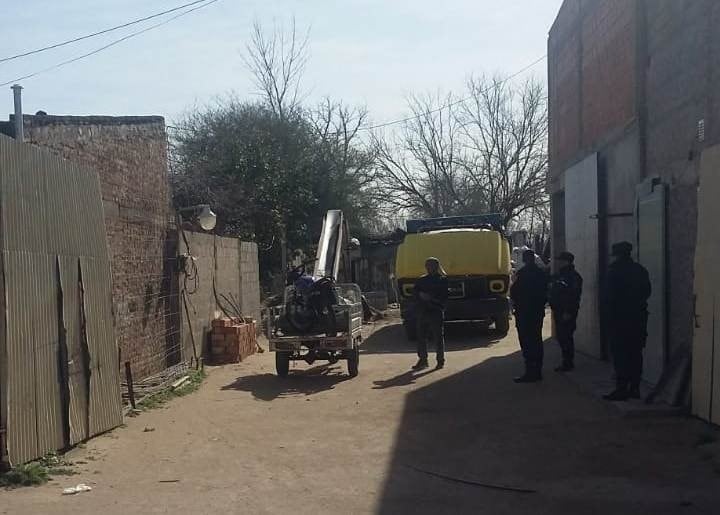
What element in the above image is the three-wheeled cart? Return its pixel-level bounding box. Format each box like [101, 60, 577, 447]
[266, 283, 364, 377]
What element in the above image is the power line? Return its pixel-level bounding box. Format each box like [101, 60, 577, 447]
[0, 0, 220, 88]
[166, 55, 547, 136]
[360, 54, 547, 131]
[0, 0, 211, 65]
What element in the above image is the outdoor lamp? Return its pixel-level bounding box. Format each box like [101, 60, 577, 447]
[178, 204, 217, 232]
[198, 205, 217, 231]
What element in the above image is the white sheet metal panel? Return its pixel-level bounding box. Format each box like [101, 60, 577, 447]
[564, 154, 601, 357]
[637, 184, 666, 386]
[693, 144, 720, 423]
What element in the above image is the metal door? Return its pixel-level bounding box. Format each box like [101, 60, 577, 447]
[636, 180, 666, 385]
[692, 144, 720, 423]
[564, 154, 601, 357]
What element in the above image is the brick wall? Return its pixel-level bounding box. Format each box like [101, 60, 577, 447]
[548, 0, 637, 186]
[580, 0, 637, 147]
[20, 115, 179, 379]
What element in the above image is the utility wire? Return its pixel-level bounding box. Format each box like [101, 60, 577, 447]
[0, 0, 220, 88]
[361, 54, 547, 131]
[0, 0, 211, 65]
[166, 54, 547, 136]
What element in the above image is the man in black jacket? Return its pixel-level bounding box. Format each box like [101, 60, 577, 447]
[549, 251, 583, 372]
[603, 241, 652, 401]
[412, 257, 448, 370]
[510, 250, 548, 383]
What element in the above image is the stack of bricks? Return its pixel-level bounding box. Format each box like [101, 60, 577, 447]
[209, 318, 257, 364]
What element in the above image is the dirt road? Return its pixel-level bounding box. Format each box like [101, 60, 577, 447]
[2, 317, 719, 514]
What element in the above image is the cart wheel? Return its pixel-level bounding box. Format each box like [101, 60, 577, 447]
[276, 352, 290, 377]
[347, 347, 359, 378]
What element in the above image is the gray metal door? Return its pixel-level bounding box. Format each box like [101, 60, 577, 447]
[636, 180, 666, 385]
[693, 144, 720, 423]
[564, 154, 601, 357]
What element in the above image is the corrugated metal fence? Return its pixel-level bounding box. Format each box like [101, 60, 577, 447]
[0, 134, 122, 465]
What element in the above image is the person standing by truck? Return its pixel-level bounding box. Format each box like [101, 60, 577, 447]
[412, 257, 448, 370]
[510, 250, 548, 383]
[549, 251, 583, 372]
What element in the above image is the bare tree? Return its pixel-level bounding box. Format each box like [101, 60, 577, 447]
[372, 92, 472, 218]
[243, 18, 310, 120]
[372, 77, 548, 227]
[459, 76, 548, 227]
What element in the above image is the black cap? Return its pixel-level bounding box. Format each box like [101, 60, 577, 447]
[611, 241, 633, 257]
[555, 251, 575, 263]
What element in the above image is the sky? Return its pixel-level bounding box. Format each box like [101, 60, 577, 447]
[1, 0, 563, 125]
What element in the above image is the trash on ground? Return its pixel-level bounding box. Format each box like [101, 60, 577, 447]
[62, 483, 92, 495]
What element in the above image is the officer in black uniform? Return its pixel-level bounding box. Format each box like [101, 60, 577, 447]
[549, 251, 583, 372]
[412, 257, 448, 370]
[510, 250, 548, 383]
[603, 241, 651, 401]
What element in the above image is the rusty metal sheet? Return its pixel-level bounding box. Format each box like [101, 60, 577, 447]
[58, 256, 89, 445]
[81, 257, 122, 436]
[0, 134, 121, 464]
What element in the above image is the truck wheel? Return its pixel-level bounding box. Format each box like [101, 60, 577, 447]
[403, 320, 417, 341]
[347, 348, 359, 377]
[495, 316, 510, 336]
[276, 352, 290, 377]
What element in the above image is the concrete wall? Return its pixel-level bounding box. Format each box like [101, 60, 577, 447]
[180, 232, 260, 362]
[17, 115, 178, 379]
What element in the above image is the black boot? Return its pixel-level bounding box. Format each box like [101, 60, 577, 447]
[514, 364, 542, 383]
[554, 361, 574, 372]
[628, 383, 641, 399]
[412, 358, 429, 371]
[603, 383, 629, 401]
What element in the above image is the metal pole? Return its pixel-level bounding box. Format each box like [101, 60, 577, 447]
[11, 84, 23, 142]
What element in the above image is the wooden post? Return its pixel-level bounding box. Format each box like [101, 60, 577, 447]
[182, 290, 200, 368]
[124, 361, 136, 410]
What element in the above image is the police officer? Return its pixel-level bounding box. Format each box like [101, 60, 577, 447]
[412, 257, 448, 370]
[549, 251, 583, 372]
[603, 241, 651, 401]
[510, 250, 548, 383]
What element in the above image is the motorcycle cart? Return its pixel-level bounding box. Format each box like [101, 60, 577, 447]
[266, 283, 364, 377]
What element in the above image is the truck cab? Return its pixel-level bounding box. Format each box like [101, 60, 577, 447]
[395, 215, 512, 338]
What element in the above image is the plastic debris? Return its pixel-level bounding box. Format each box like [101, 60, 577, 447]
[62, 483, 92, 495]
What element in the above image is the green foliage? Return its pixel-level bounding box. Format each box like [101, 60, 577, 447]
[170, 99, 378, 284]
[137, 369, 207, 411]
[0, 452, 76, 488]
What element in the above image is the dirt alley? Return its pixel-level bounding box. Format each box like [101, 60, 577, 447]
[2, 316, 720, 514]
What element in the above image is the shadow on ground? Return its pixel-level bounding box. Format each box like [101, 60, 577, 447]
[362, 322, 503, 355]
[377, 347, 720, 515]
[221, 363, 349, 401]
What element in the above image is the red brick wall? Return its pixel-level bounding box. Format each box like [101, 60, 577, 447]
[548, 0, 637, 179]
[548, 0, 581, 178]
[580, 0, 637, 147]
[22, 116, 179, 379]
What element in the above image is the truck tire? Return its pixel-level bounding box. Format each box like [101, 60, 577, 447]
[495, 315, 510, 336]
[403, 320, 417, 341]
[347, 347, 360, 377]
[276, 352, 290, 377]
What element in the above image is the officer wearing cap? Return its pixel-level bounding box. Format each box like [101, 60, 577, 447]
[510, 249, 548, 383]
[603, 241, 651, 401]
[412, 257, 448, 370]
[549, 251, 583, 372]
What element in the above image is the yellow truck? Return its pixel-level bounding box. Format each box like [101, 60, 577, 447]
[395, 215, 512, 339]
